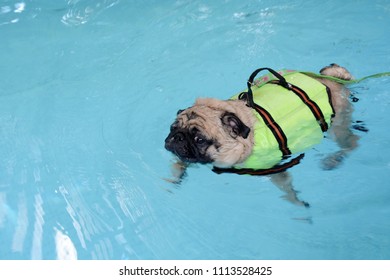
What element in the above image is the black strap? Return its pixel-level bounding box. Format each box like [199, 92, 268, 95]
[212, 154, 305, 176]
[252, 103, 291, 156]
[238, 67, 293, 157]
[239, 67, 292, 108]
[271, 80, 329, 132]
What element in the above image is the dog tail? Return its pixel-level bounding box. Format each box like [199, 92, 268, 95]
[302, 65, 390, 85]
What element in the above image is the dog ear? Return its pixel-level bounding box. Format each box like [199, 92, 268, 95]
[221, 112, 250, 139]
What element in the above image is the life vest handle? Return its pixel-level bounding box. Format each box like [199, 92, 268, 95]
[240, 67, 292, 108]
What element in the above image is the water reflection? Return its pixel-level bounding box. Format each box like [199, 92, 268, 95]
[0, 2, 25, 25]
[55, 227, 77, 260]
[0, 0, 120, 26]
[61, 0, 120, 26]
[14, 2, 25, 13]
[11, 192, 28, 254]
[31, 193, 44, 259]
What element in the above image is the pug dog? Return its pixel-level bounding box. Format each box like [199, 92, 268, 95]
[164, 64, 360, 207]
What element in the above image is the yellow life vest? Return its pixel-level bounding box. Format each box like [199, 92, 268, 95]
[213, 68, 334, 175]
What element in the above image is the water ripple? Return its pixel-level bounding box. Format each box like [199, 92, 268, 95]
[61, 0, 120, 26]
[31, 193, 44, 259]
[11, 192, 28, 253]
[0, 2, 25, 26]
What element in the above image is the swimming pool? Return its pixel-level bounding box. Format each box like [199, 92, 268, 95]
[1, 0, 389, 260]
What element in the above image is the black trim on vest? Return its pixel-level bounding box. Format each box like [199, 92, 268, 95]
[252, 103, 291, 157]
[325, 86, 336, 118]
[271, 80, 329, 132]
[212, 154, 305, 176]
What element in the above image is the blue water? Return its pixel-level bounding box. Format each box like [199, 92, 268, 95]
[1, 0, 389, 260]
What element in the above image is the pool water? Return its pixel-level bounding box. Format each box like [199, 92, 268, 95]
[1, 0, 389, 260]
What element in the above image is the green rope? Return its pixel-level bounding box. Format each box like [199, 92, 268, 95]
[302, 71, 390, 85]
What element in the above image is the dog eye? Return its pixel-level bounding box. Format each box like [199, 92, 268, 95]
[194, 135, 206, 144]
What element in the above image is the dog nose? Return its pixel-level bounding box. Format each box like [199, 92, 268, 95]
[173, 132, 184, 142]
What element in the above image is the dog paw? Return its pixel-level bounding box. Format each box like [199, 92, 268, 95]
[281, 194, 310, 208]
[321, 150, 346, 170]
[352, 120, 369, 132]
[320, 63, 353, 81]
[163, 177, 183, 185]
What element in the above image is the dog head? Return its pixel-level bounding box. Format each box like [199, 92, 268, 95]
[165, 98, 256, 168]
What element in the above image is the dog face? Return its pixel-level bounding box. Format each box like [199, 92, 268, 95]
[165, 98, 256, 168]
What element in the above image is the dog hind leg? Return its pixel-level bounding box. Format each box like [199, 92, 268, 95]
[318, 64, 359, 170]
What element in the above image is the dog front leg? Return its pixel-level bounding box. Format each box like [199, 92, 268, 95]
[270, 172, 310, 207]
[164, 160, 189, 184]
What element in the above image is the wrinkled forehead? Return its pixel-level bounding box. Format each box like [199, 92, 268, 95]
[176, 105, 222, 130]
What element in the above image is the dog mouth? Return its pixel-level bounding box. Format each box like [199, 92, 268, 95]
[165, 141, 198, 163]
[165, 136, 212, 164]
